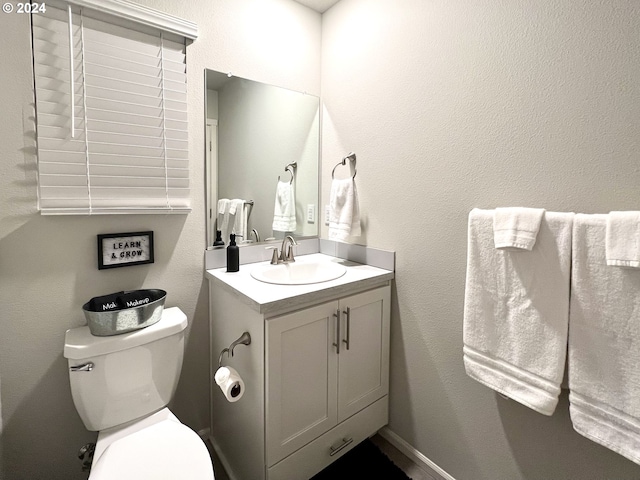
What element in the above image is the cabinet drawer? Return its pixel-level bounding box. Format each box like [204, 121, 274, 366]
[267, 396, 388, 480]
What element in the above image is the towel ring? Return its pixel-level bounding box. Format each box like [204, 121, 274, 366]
[331, 152, 357, 179]
[278, 162, 297, 184]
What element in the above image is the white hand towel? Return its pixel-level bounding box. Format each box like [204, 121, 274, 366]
[605, 211, 640, 268]
[463, 209, 573, 415]
[493, 207, 545, 250]
[328, 178, 361, 242]
[272, 181, 296, 233]
[569, 214, 640, 465]
[230, 199, 247, 240]
[217, 199, 231, 245]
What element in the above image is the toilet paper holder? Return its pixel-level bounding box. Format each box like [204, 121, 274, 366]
[218, 331, 251, 367]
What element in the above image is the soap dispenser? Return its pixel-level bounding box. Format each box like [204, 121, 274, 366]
[213, 230, 225, 248]
[226, 234, 239, 272]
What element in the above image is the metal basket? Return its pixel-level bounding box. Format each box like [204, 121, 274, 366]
[82, 289, 166, 336]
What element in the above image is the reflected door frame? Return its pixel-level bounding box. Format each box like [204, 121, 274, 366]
[206, 118, 218, 246]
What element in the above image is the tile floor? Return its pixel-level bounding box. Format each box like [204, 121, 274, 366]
[369, 435, 442, 480]
[207, 434, 441, 480]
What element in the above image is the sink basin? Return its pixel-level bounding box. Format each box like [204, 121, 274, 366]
[251, 260, 347, 285]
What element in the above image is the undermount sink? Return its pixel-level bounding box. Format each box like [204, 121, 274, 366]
[251, 260, 347, 285]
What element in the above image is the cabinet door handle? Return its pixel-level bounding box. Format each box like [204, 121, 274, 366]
[332, 310, 341, 354]
[329, 437, 353, 456]
[342, 307, 350, 350]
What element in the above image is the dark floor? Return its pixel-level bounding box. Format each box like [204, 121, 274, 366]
[206, 434, 439, 480]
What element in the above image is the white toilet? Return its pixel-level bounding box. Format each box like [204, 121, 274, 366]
[64, 307, 215, 479]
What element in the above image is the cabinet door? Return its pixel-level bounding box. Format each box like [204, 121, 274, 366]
[337, 286, 390, 422]
[266, 301, 339, 466]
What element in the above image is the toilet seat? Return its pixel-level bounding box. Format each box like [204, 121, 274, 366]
[89, 409, 214, 480]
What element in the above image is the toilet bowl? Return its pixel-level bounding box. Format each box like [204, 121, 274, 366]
[64, 307, 214, 479]
[88, 408, 212, 479]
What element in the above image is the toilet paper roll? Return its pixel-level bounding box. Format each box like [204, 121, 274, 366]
[214, 366, 245, 402]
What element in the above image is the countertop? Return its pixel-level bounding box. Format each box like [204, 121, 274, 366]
[206, 253, 394, 316]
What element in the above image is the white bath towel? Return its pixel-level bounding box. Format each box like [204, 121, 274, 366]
[605, 211, 640, 268]
[463, 209, 573, 415]
[328, 178, 361, 242]
[569, 214, 640, 465]
[493, 207, 545, 250]
[272, 181, 296, 233]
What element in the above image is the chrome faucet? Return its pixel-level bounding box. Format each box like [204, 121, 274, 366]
[280, 235, 298, 263]
[266, 235, 298, 265]
[250, 228, 260, 243]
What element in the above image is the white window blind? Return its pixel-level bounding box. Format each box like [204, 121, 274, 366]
[32, 4, 190, 214]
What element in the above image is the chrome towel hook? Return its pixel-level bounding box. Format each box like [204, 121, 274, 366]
[331, 152, 357, 179]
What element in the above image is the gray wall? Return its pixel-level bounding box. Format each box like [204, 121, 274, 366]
[0, 1, 320, 478]
[320, 0, 640, 479]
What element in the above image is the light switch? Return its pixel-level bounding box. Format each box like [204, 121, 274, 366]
[306, 204, 315, 223]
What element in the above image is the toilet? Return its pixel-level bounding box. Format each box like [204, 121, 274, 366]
[64, 307, 215, 479]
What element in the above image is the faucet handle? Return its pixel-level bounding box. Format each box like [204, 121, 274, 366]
[265, 246, 280, 265]
[285, 244, 296, 262]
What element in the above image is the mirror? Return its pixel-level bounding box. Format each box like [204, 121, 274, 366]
[205, 69, 320, 247]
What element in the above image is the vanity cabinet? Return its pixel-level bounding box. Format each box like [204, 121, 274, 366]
[208, 279, 391, 480]
[266, 287, 390, 472]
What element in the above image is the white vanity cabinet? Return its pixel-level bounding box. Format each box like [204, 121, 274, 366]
[207, 258, 392, 480]
[265, 287, 390, 478]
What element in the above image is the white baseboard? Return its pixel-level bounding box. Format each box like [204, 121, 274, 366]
[378, 427, 456, 480]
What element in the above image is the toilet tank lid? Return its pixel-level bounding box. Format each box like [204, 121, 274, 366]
[64, 307, 187, 360]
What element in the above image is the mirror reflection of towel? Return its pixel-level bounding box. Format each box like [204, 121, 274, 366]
[272, 181, 296, 232]
[217, 199, 231, 243]
[218, 198, 249, 243]
[329, 178, 360, 241]
[231, 199, 248, 241]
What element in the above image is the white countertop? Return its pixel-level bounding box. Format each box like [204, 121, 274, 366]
[206, 253, 394, 316]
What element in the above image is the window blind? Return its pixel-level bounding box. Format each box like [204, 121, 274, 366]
[32, 4, 190, 214]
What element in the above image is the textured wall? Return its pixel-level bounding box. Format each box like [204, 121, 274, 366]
[0, 1, 320, 478]
[321, 0, 640, 479]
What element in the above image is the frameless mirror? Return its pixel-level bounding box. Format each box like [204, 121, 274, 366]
[205, 69, 320, 247]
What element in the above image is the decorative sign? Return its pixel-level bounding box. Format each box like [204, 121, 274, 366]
[97, 231, 154, 270]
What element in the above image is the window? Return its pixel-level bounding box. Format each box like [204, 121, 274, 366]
[31, 1, 196, 214]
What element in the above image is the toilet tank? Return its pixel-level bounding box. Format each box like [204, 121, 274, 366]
[64, 307, 188, 431]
